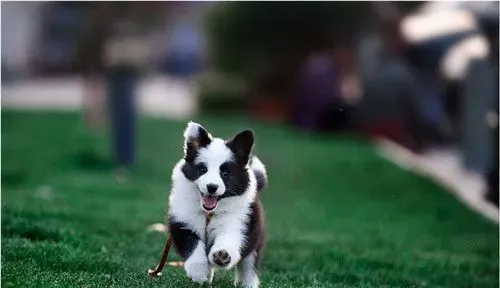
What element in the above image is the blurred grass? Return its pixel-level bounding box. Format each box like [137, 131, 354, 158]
[1, 110, 498, 288]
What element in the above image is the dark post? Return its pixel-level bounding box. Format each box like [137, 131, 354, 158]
[107, 64, 138, 171]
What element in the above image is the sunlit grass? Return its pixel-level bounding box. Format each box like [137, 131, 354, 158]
[2, 110, 498, 287]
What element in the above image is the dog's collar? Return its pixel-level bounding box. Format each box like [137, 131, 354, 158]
[205, 212, 214, 226]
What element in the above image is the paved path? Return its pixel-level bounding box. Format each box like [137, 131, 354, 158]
[376, 139, 499, 223]
[2, 76, 197, 119]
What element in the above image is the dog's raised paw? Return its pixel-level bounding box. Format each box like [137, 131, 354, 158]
[212, 249, 231, 267]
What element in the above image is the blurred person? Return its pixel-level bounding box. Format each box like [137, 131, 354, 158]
[355, 7, 428, 151]
[403, 3, 497, 179]
[78, 3, 161, 182]
[103, 3, 155, 182]
[291, 49, 353, 133]
[355, 2, 496, 151]
[161, 6, 205, 79]
[402, 3, 497, 144]
[335, 48, 363, 111]
[375, 2, 498, 204]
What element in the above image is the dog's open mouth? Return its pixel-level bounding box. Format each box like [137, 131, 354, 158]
[201, 193, 219, 211]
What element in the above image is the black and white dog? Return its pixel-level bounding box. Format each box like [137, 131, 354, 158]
[167, 122, 267, 288]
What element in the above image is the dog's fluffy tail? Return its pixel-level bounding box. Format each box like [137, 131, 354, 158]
[250, 156, 267, 192]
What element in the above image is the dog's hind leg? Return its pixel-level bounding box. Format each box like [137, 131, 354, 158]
[234, 251, 260, 288]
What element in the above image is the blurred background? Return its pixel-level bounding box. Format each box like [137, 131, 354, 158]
[2, 1, 498, 205]
[1, 2, 499, 287]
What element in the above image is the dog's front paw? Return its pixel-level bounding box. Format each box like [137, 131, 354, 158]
[211, 249, 231, 267]
[184, 259, 210, 284]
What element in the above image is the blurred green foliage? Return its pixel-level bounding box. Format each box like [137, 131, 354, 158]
[205, 2, 371, 88]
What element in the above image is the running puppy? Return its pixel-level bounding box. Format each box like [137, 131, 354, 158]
[168, 122, 267, 288]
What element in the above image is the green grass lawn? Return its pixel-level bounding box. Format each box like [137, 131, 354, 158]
[2, 110, 498, 288]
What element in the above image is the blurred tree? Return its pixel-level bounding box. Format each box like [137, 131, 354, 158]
[205, 2, 371, 99]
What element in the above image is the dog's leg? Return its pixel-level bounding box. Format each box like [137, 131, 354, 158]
[184, 241, 210, 284]
[208, 267, 215, 284]
[209, 233, 243, 270]
[169, 220, 209, 284]
[235, 252, 260, 288]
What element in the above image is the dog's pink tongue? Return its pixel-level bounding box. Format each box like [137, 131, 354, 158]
[203, 195, 218, 209]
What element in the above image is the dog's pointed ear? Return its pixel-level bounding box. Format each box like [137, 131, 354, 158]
[183, 122, 212, 161]
[226, 130, 254, 165]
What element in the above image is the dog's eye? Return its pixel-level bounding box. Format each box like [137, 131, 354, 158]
[198, 165, 207, 174]
[220, 162, 232, 179]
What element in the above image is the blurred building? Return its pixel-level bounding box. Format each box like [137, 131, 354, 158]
[2, 2, 212, 79]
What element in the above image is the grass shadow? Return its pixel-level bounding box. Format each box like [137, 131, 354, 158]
[70, 150, 112, 172]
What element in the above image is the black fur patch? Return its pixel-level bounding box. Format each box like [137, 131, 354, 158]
[196, 126, 212, 147]
[181, 161, 207, 181]
[253, 169, 266, 192]
[184, 142, 200, 163]
[219, 160, 250, 199]
[184, 126, 212, 163]
[226, 130, 254, 166]
[168, 217, 200, 260]
[240, 201, 265, 264]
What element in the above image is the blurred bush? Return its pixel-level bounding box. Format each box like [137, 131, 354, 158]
[198, 72, 249, 112]
[205, 2, 371, 100]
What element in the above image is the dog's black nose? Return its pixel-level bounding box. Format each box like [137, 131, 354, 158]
[206, 184, 219, 194]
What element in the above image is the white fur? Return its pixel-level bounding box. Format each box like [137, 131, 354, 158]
[205, 153, 258, 271]
[235, 252, 260, 288]
[169, 160, 207, 238]
[250, 156, 267, 184]
[183, 121, 213, 143]
[169, 123, 262, 286]
[250, 156, 266, 175]
[195, 139, 233, 196]
[183, 241, 210, 284]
